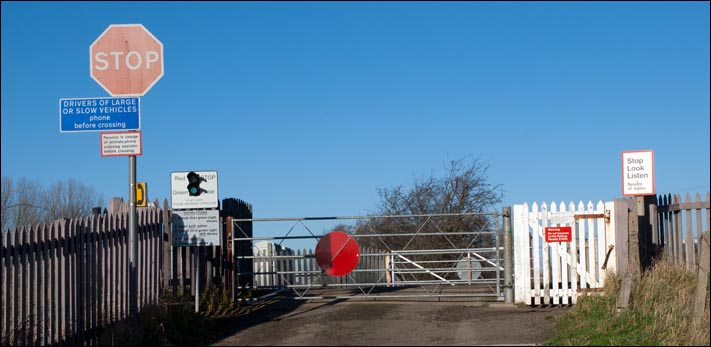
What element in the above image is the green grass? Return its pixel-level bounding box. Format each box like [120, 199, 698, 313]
[545, 257, 710, 346]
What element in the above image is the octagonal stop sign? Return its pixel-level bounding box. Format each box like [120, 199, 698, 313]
[90, 24, 164, 96]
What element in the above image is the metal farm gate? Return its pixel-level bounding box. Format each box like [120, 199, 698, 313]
[229, 212, 504, 301]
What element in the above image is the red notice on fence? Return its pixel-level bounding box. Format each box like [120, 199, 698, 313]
[545, 226, 572, 243]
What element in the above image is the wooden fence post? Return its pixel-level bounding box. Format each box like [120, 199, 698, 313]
[616, 197, 638, 313]
[628, 205, 641, 287]
[162, 199, 172, 295]
[385, 251, 391, 287]
[225, 216, 234, 301]
[693, 231, 710, 326]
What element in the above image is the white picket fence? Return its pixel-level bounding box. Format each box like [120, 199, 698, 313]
[513, 200, 617, 305]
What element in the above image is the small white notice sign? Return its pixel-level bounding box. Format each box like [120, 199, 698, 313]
[171, 209, 220, 246]
[622, 150, 655, 196]
[550, 212, 574, 225]
[101, 131, 142, 156]
[170, 171, 219, 209]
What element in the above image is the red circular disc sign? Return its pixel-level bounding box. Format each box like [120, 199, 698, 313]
[315, 231, 360, 276]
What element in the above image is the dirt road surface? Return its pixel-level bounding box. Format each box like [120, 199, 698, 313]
[210, 299, 569, 346]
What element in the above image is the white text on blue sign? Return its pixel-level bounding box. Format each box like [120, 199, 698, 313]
[59, 97, 140, 133]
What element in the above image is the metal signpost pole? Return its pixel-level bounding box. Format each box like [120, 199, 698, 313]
[195, 247, 200, 313]
[129, 155, 138, 318]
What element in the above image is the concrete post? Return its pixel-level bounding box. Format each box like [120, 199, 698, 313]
[503, 207, 513, 304]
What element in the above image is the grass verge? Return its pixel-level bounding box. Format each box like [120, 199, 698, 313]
[545, 257, 710, 346]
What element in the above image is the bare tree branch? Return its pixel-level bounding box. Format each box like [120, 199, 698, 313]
[357, 156, 504, 252]
[1, 176, 105, 231]
[44, 178, 104, 223]
[10, 178, 45, 230]
[1, 176, 13, 231]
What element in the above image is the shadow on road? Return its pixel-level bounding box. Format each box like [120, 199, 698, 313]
[202, 287, 406, 345]
[203, 298, 305, 345]
[203, 286, 569, 346]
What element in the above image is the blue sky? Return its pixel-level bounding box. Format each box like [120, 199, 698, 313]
[2, 2, 709, 241]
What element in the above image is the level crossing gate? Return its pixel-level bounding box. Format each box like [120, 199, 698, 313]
[512, 200, 617, 305]
[229, 212, 505, 301]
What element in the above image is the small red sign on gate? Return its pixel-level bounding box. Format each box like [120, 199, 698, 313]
[545, 226, 572, 243]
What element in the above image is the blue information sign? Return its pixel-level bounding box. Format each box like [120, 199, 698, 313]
[59, 97, 140, 133]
